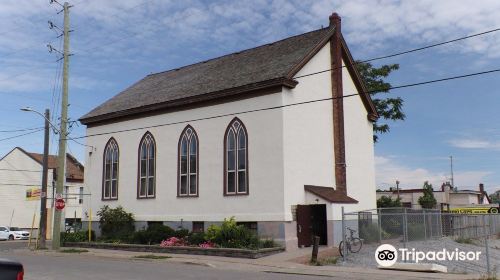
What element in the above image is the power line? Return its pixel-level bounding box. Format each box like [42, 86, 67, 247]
[0, 128, 44, 142]
[0, 127, 44, 133]
[68, 67, 500, 141]
[0, 168, 43, 173]
[295, 27, 500, 79]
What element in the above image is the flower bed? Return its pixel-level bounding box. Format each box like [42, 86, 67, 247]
[62, 241, 285, 259]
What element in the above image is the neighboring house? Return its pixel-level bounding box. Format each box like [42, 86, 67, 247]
[0, 147, 85, 235]
[377, 183, 493, 210]
[79, 13, 378, 248]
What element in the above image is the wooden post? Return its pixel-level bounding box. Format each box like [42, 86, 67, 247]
[311, 236, 320, 263]
[29, 211, 36, 249]
[88, 208, 92, 242]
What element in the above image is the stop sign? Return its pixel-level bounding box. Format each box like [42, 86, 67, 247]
[55, 198, 65, 210]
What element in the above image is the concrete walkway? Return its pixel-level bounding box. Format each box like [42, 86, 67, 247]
[14, 246, 482, 280]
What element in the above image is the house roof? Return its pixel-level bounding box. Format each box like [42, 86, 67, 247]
[80, 24, 377, 125]
[304, 185, 358, 204]
[11, 147, 84, 181]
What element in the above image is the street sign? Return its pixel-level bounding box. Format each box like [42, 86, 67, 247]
[55, 198, 65, 210]
[55, 193, 63, 200]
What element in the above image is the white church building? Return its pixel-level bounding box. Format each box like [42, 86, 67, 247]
[79, 13, 378, 248]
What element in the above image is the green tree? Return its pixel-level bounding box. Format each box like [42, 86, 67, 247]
[356, 62, 405, 142]
[377, 195, 402, 208]
[97, 205, 135, 240]
[418, 181, 437, 209]
[490, 191, 500, 204]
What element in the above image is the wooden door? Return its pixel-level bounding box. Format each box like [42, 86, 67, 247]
[296, 205, 312, 247]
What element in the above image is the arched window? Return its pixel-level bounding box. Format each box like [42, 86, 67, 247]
[138, 132, 156, 198]
[178, 125, 199, 197]
[103, 138, 119, 200]
[224, 118, 248, 195]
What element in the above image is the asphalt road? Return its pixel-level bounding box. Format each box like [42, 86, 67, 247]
[0, 240, 32, 251]
[0, 242, 331, 280]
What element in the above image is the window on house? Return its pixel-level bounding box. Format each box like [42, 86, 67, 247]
[138, 132, 156, 198]
[178, 125, 199, 197]
[79, 187, 84, 204]
[224, 118, 248, 195]
[103, 138, 119, 200]
[192, 222, 204, 233]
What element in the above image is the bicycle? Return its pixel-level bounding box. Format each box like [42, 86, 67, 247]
[338, 227, 363, 257]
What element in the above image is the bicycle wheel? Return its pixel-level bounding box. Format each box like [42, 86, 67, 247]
[349, 238, 362, 253]
[338, 241, 345, 257]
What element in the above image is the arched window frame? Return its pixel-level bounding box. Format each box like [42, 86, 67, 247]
[137, 132, 156, 199]
[102, 138, 119, 200]
[224, 118, 249, 196]
[177, 125, 199, 197]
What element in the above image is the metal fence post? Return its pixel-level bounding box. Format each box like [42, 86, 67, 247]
[378, 209, 382, 244]
[429, 212, 433, 238]
[485, 236, 491, 277]
[341, 206, 346, 262]
[403, 208, 408, 250]
[423, 210, 427, 241]
[438, 211, 443, 238]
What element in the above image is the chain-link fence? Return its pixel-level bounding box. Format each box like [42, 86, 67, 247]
[341, 207, 500, 276]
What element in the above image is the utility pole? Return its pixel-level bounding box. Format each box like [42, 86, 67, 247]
[450, 156, 454, 189]
[38, 109, 50, 249]
[52, 1, 71, 250]
[396, 180, 400, 201]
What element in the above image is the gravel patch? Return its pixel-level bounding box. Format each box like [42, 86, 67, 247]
[336, 237, 500, 275]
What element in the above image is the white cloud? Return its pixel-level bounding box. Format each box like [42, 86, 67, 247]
[449, 138, 500, 150]
[375, 155, 493, 191]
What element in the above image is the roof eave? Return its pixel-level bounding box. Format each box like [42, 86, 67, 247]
[79, 77, 296, 126]
[340, 35, 379, 122]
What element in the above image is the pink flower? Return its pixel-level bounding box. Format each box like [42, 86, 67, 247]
[199, 241, 215, 248]
[160, 237, 186, 247]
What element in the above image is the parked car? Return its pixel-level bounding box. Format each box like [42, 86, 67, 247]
[0, 227, 8, 241]
[0, 227, 30, 240]
[0, 258, 23, 280]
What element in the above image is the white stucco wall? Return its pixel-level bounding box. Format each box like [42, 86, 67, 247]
[283, 42, 376, 221]
[83, 92, 285, 223]
[282, 42, 335, 221]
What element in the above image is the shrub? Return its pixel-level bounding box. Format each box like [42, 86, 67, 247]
[97, 205, 135, 241]
[455, 237, 474, 244]
[187, 232, 206, 246]
[131, 224, 175, 245]
[173, 228, 189, 239]
[259, 238, 276, 249]
[206, 217, 260, 249]
[359, 224, 380, 244]
[61, 230, 96, 243]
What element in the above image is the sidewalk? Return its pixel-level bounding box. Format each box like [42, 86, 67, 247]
[18, 246, 481, 280]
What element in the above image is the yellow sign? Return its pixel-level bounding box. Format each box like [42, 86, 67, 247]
[449, 207, 499, 214]
[26, 188, 41, 201]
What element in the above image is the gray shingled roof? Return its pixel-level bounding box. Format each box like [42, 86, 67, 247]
[80, 27, 331, 124]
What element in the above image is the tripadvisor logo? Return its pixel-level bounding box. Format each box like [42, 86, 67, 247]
[375, 244, 481, 267]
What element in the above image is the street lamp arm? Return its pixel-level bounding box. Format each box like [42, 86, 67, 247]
[21, 107, 61, 134]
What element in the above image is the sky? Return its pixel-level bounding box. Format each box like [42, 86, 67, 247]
[0, 0, 499, 193]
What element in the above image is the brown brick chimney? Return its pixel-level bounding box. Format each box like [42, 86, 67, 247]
[329, 13, 347, 194]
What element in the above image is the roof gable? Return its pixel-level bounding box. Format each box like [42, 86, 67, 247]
[80, 23, 378, 125]
[1, 147, 84, 182]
